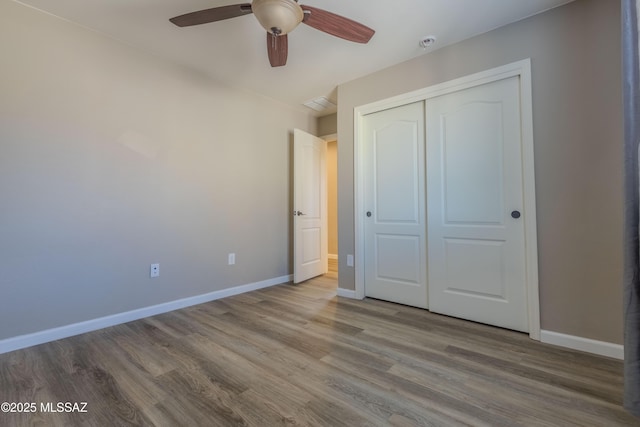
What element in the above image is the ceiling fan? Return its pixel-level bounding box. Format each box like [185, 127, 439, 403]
[169, 0, 375, 67]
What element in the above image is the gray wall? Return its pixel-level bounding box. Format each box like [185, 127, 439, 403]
[0, 2, 316, 340]
[318, 113, 338, 136]
[337, 0, 623, 344]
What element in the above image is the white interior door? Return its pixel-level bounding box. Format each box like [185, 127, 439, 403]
[363, 102, 428, 308]
[426, 76, 529, 332]
[293, 129, 327, 283]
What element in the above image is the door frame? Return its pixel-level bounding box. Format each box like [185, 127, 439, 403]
[353, 59, 541, 340]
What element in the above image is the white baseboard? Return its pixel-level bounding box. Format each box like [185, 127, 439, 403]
[540, 330, 624, 360]
[328, 254, 338, 260]
[0, 274, 292, 355]
[336, 287, 358, 299]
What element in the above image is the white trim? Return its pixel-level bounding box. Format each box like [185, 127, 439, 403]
[518, 60, 541, 340]
[354, 98, 366, 300]
[540, 330, 624, 360]
[328, 254, 338, 260]
[354, 59, 541, 340]
[0, 274, 292, 355]
[336, 288, 359, 299]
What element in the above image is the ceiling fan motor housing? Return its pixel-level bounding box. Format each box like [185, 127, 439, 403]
[252, 0, 304, 35]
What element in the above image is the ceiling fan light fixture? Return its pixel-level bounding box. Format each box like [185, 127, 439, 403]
[252, 0, 304, 35]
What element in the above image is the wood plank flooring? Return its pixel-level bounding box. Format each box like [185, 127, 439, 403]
[1, 270, 638, 426]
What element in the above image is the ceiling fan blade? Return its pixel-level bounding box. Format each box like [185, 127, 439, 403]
[267, 33, 288, 67]
[170, 4, 253, 27]
[301, 6, 374, 44]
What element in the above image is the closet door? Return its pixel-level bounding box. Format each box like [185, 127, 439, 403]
[363, 102, 428, 308]
[426, 76, 529, 332]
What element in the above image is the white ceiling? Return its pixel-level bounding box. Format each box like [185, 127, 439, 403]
[15, 0, 573, 116]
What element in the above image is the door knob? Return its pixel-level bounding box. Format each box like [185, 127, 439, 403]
[296, 211, 306, 216]
[511, 210, 521, 219]
[366, 211, 372, 217]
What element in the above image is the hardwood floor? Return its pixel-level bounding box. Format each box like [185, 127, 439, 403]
[0, 272, 637, 426]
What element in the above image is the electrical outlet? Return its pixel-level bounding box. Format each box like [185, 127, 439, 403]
[150, 263, 160, 278]
[228, 253, 236, 265]
[347, 254, 354, 267]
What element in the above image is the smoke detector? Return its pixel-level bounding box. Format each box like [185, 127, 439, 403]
[419, 36, 437, 48]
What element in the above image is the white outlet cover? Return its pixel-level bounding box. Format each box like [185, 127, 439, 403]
[150, 263, 160, 278]
[347, 254, 354, 267]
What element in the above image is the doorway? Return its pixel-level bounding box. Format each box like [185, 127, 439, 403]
[291, 129, 338, 283]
